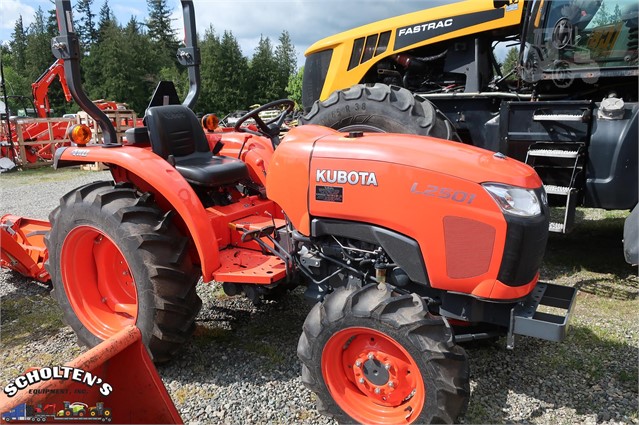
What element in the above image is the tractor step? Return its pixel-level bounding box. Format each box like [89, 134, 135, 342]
[213, 248, 287, 284]
[507, 282, 577, 349]
[544, 185, 570, 195]
[528, 149, 579, 158]
[533, 113, 587, 122]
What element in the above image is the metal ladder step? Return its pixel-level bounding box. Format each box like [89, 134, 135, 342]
[545, 185, 571, 195]
[528, 149, 580, 158]
[533, 114, 586, 122]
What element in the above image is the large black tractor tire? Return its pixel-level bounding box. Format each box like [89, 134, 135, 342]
[45, 181, 201, 363]
[298, 283, 469, 424]
[301, 83, 459, 140]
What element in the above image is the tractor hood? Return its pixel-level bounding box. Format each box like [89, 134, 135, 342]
[267, 125, 542, 235]
[299, 125, 538, 186]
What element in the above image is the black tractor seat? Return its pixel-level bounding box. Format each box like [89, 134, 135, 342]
[145, 105, 248, 187]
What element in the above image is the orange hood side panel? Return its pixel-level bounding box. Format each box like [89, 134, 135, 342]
[306, 132, 542, 296]
[267, 125, 340, 235]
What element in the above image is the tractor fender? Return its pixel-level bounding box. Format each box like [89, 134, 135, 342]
[54, 146, 220, 280]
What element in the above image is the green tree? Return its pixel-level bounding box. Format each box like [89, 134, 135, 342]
[501, 46, 519, 79]
[0, 50, 30, 110]
[121, 17, 157, 112]
[75, 0, 98, 48]
[286, 66, 304, 109]
[85, 18, 122, 103]
[96, 0, 115, 43]
[9, 16, 27, 74]
[593, 2, 612, 26]
[146, 0, 178, 68]
[247, 35, 279, 105]
[274, 30, 297, 99]
[215, 31, 249, 114]
[24, 7, 71, 116]
[198, 25, 222, 113]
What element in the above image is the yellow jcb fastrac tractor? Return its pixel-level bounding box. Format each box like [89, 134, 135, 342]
[301, 0, 638, 264]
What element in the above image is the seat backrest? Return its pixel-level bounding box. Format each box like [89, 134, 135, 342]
[145, 105, 209, 159]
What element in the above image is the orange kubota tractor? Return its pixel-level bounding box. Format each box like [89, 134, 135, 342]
[1, 0, 577, 423]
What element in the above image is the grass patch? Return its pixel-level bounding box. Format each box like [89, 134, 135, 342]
[0, 167, 104, 186]
[240, 341, 285, 365]
[618, 369, 637, 384]
[0, 292, 65, 347]
[192, 324, 234, 346]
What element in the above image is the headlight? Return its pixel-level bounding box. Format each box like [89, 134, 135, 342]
[483, 183, 543, 217]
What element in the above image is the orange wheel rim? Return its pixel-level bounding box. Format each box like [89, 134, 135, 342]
[61, 226, 138, 339]
[321, 327, 425, 424]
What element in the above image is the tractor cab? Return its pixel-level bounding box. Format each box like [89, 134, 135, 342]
[521, 0, 639, 86]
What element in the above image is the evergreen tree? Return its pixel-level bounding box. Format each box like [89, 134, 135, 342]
[214, 31, 248, 114]
[76, 0, 98, 48]
[593, 2, 611, 26]
[96, 0, 115, 43]
[275, 30, 297, 98]
[286, 66, 304, 109]
[24, 7, 70, 116]
[247, 35, 279, 105]
[1, 48, 30, 106]
[501, 47, 519, 79]
[199, 25, 222, 113]
[85, 21, 126, 105]
[10, 16, 27, 74]
[146, 0, 178, 68]
[121, 17, 157, 112]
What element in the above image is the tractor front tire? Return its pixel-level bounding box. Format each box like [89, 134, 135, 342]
[45, 181, 201, 363]
[298, 283, 469, 424]
[301, 83, 458, 140]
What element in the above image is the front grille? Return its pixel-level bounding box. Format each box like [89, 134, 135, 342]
[302, 50, 333, 112]
[497, 189, 549, 286]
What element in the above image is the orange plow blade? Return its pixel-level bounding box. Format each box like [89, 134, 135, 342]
[0, 326, 182, 424]
[0, 215, 50, 282]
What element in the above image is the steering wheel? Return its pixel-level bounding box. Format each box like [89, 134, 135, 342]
[552, 17, 573, 49]
[234, 99, 295, 147]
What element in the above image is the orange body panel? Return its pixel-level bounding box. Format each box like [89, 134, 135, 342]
[266, 125, 341, 235]
[57, 146, 220, 281]
[268, 126, 543, 299]
[213, 249, 287, 284]
[214, 132, 275, 187]
[205, 196, 282, 249]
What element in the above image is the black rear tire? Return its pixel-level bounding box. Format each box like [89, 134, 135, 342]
[45, 181, 201, 363]
[301, 83, 459, 140]
[298, 282, 470, 424]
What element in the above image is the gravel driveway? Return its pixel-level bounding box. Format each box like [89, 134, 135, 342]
[1, 167, 637, 424]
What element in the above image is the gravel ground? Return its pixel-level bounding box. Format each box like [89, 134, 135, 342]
[1, 167, 637, 424]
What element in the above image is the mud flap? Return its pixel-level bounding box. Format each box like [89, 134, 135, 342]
[0, 326, 182, 424]
[623, 205, 638, 265]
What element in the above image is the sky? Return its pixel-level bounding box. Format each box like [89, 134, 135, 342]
[0, 0, 452, 68]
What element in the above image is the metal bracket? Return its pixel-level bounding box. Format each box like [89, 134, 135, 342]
[507, 282, 577, 349]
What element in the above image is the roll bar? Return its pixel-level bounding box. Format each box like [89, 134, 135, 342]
[51, 0, 201, 146]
